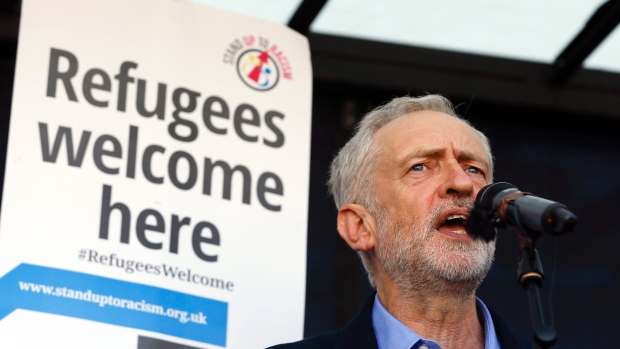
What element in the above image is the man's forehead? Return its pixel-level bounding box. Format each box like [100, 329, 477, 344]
[374, 110, 488, 163]
[377, 110, 467, 133]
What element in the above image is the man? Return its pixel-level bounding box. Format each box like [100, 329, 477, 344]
[270, 95, 531, 349]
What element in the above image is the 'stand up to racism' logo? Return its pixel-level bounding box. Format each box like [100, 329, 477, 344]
[223, 35, 293, 92]
[237, 50, 279, 91]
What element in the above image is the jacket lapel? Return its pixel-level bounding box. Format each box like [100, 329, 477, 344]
[334, 295, 379, 349]
[488, 308, 532, 349]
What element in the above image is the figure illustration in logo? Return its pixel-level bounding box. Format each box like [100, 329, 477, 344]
[236, 49, 280, 91]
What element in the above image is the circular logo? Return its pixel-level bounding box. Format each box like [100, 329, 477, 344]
[236, 49, 280, 91]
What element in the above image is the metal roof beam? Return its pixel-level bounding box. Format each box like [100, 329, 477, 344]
[287, 0, 329, 35]
[548, 0, 620, 85]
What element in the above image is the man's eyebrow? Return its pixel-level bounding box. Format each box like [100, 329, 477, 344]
[456, 150, 490, 173]
[396, 146, 489, 169]
[397, 146, 446, 166]
[456, 149, 487, 164]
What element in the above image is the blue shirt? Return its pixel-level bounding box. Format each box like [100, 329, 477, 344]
[372, 294, 501, 349]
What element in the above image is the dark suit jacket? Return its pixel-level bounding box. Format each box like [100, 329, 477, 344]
[267, 295, 532, 349]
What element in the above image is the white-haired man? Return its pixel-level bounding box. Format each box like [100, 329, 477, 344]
[270, 95, 531, 349]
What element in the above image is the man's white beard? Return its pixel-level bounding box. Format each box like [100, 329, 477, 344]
[375, 197, 496, 297]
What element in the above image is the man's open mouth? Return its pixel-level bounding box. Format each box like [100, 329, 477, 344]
[437, 214, 468, 235]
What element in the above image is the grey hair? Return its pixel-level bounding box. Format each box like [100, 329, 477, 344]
[327, 95, 494, 287]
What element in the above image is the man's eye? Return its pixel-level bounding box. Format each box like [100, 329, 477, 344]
[466, 166, 481, 174]
[412, 164, 426, 171]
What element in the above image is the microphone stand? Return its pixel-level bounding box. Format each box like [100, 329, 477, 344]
[472, 182, 578, 347]
[517, 232, 556, 349]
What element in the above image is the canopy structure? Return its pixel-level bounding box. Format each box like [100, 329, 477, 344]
[185, 0, 620, 118]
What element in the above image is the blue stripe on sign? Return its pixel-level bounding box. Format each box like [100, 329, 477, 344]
[0, 263, 227, 346]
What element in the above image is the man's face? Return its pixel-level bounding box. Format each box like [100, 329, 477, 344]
[371, 110, 495, 293]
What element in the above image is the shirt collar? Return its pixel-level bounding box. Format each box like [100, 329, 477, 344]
[477, 295, 501, 349]
[371, 294, 501, 349]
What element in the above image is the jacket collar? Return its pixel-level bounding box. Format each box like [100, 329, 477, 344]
[333, 293, 531, 349]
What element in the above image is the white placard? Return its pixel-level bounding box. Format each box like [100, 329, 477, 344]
[0, 0, 312, 348]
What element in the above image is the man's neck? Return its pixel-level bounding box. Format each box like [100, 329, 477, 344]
[376, 280, 485, 349]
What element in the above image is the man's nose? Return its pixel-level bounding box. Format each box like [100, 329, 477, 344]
[438, 161, 474, 198]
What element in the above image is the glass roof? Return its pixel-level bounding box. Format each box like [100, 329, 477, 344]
[311, 0, 605, 63]
[191, 0, 302, 24]
[584, 24, 620, 73]
[192, 0, 620, 74]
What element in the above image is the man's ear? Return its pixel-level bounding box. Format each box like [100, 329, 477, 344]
[337, 203, 377, 252]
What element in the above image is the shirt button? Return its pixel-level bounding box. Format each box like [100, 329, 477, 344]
[420, 346, 429, 349]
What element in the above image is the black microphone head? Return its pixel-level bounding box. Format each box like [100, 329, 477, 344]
[465, 182, 517, 242]
[476, 182, 517, 211]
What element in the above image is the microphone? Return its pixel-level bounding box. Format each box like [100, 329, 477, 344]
[465, 182, 578, 242]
